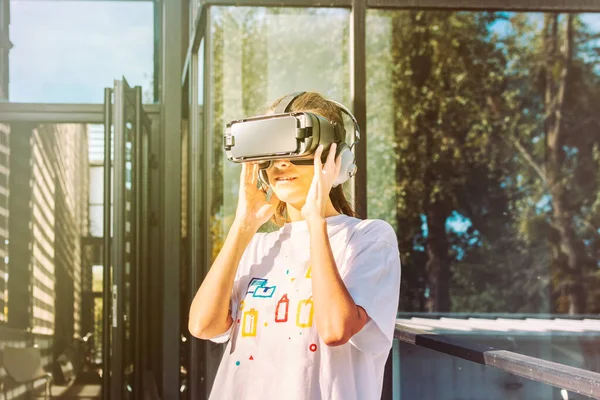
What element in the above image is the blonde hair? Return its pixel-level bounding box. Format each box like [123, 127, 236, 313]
[267, 92, 356, 225]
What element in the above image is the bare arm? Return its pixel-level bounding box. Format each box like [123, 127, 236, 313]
[307, 217, 369, 346]
[188, 163, 278, 340]
[188, 221, 256, 339]
[300, 144, 368, 346]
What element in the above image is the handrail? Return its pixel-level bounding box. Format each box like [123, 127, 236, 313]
[397, 312, 600, 319]
[395, 323, 600, 399]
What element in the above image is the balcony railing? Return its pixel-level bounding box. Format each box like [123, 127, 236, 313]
[393, 315, 600, 399]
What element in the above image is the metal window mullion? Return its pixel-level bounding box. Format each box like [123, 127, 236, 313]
[203, 0, 351, 6]
[0, 103, 160, 124]
[133, 85, 143, 400]
[201, 6, 213, 399]
[182, 4, 206, 87]
[366, 0, 600, 11]
[111, 79, 127, 400]
[350, 0, 367, 218]
[153, 0, 161, 103]
[188, 44, 203, 400]
[102, 87, 113, 400]
[161, 0, 183, 396]
[0, 0, 11, 101]
[139, 102, 151, 385]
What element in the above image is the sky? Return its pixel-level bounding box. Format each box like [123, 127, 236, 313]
[7, 3, 600, 106]
[9, 0, 154, 103]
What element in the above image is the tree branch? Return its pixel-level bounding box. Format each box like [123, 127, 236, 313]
[581, 216, 600, 240]
[505, 134, 549, 185]
[552, 14, 573, 148]
[487, 95, 549, 185]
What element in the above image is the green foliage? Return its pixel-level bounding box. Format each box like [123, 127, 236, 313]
[368, 11, 600, 313]
[208, 8, 600, 314]
[386, 11, 513, 311]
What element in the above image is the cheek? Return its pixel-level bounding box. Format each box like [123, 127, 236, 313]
[299, 170, 314, 186]
[301, 176, 313, 188]
[297, 166, 314, 179]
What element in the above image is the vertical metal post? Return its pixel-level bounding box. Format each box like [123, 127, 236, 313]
[393, 338, 401, 400]
[102, 87, 113, 400]
[188, 40, 200, 400]
[153, 1, 161, 104]
[134, 85, 143, 400]
[147, 2, 163, 388]
[161, 0, 183, 397]
[381, 350, 393, 400]
[201, 7, 213, 398]
[0, 0, 11, 100]
[350, 0, 367, 219]
[112, 80, 126, 400]
[140, 107, 151, 387]
[188, 6, 207, 400]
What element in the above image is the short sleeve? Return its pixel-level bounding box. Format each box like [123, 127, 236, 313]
[206, 232, 266, 344]
[207, 286, 239, 344]
[341, 220, 401, 354]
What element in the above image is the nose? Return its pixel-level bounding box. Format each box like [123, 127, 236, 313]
[272, 159, 291, 168]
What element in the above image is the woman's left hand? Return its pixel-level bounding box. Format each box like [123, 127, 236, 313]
[301, 143, 342, 222]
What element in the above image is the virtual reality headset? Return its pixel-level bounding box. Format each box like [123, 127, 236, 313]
[223, 91, 360, 187]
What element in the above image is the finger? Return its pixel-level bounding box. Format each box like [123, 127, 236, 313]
[325, 143, 337, 171]
[241, 163, 249, 182]
[251, 163, 258, 185]
[334, 153, 342, 179]
[306, 178, 318, 202]
[314, 145, 324, 175]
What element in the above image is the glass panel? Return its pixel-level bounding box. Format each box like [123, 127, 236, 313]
[367, 8, 600, 381]
[0, 124, 7, 324]
[93, 295, 104, 363]
[93, 265, 103, 363]
[89, 167, 104, 206]
[205, 5, 350, 392]
[209, 6, 350, 259]
[90, 204, 111, 237]
[89, 128, 115, 238]
[0, 123, 94, 396]
[199, 40, 204, 106]
[8, 1, 154, 103]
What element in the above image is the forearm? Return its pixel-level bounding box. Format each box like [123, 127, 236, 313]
[307, 217, 367, 346]
[188, 221, 256, 339]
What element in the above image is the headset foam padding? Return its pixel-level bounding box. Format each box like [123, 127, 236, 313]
[332, 144, 356, 187]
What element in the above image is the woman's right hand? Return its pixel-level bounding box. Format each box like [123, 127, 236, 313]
[233, 163, 280, 230]
[191, 162, 274, 339]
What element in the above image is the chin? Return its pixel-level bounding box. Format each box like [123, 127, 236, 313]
[272, 187, 307, 205]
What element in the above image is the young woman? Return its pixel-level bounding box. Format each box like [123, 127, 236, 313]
[188, 92, 401, 400]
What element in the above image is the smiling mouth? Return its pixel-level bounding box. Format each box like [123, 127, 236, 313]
[275, 177, 297, 182]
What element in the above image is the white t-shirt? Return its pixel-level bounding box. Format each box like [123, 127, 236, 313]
[208, 214, 401, 400]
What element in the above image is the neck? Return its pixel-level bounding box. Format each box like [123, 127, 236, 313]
[286, 200, 341, 222]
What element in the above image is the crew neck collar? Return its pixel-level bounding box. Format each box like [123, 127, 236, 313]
[280, 214, 349, 233]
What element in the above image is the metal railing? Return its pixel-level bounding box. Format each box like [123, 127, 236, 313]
[394, 323, 600, 399]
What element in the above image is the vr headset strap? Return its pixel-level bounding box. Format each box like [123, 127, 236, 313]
[274, 91, 306, 114]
